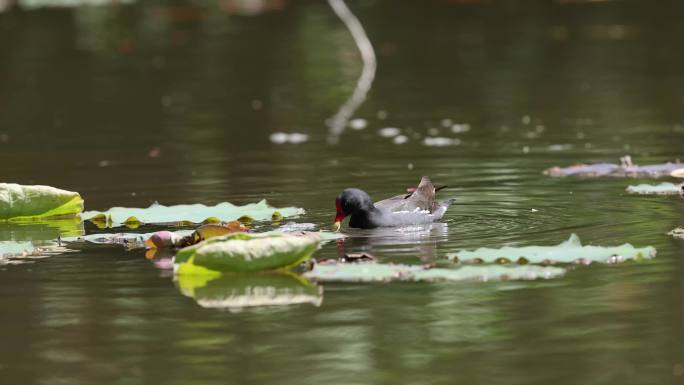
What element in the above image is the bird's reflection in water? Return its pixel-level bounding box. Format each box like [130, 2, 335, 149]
[333, 222, 449, 262]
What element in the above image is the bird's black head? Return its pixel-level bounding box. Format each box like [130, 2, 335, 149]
[334, 188, 374, 229]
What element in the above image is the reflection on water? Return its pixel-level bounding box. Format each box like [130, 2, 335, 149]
[176, 273, 323, 311]
[2, 0, 684, 384]
[325, 0, 377, 143]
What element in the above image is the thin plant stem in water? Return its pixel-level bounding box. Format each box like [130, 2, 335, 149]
[326, 0, 377, 144]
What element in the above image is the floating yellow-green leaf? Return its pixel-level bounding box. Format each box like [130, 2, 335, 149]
[447, 234, 656, 265]
[626, 182, 683, 195]
[174, 231, 320, 274]
[176, 272, 323, 310]
[203, 217, 221, 224]
[88, 213, 110, 229]
[237, 215, 253, 226]
[0, 183, 83, 221]
[304, 262, 565, 282]
[82, 200, 304, 227]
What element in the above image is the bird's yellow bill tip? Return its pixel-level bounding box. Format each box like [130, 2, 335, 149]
[332, 221, 341, 232]
[144, 239, 156, 249]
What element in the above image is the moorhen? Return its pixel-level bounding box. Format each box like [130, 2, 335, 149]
[333, 176, 454, 230]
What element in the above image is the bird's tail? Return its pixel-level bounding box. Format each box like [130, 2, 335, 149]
[431, 198, 456, 220]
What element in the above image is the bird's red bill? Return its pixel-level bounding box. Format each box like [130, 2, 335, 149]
[334, 198, 346, 223]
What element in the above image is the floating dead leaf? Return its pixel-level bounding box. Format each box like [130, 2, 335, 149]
[545, 156, 684, 178]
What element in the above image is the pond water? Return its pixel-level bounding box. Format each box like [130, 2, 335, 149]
[2, 1, 684, 384]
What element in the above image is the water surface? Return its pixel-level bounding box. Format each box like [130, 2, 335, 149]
[2, 1, 684, 384]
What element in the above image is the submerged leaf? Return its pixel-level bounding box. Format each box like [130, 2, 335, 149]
[0, 183, 83, 221]
[176, 272, 322, 310]
[82, 200, 304, 227]
[277, 222, 317, 232]
[304, 262, 565, 282]
[174, 231, 320, 274]
[0, 240, 69, 264]
[447, 234, 656, 264]
[544, 157, 684, 178]
[625, 182, 684, 195]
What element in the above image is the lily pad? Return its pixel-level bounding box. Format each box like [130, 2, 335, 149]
[544, 156, 684, 178]
[447, 234, 655, 265]
[176, 273, 323, 310]
[625, 182, 684, 195]
[82, 200, 304, 227]
[174, 231, 320, 274]
[0, 183, 83, 221]
[304, 262, 565, 282]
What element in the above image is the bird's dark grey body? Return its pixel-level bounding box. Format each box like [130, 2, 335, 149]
[335, 177, 453, 229]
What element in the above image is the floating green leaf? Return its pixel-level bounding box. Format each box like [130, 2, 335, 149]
[175, 231, 320, 274]
[447, 234, 655, 265]
[176, 272, 323, 310]
[304, 262, 565, 282]
[625, 182, 683, 195]
[82, 200, 303, 227]
[0, 183, 83, 221]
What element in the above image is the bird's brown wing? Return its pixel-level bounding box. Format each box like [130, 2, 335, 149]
[374, 194, 411, 212]
[374, 176, 438, 213]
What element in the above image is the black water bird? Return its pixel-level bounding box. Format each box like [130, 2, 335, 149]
[333, 176, 453, 230]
